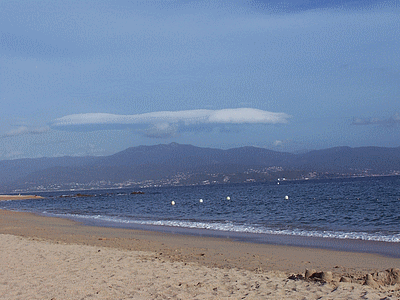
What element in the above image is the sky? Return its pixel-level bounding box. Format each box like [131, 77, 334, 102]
[1, 0, 399, 160]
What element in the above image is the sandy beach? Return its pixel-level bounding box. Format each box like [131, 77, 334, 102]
[0, 195, 44, 201]
[0, 209, 399, 299]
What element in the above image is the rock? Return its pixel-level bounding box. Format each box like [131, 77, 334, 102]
[370, 268, 400, 285]
[340, 276, 352, 283]
[361, 268, 400, 286]
[310, 271, 323, 280]
[321, 271, 333, 282]
[305, 269, 316, 279]
[288, 274, 304, 281]
[387, 268, 400, 284]
[365, 274, 379, 288]
[374, 271, 389, 283]
[305, 270, 333, 283]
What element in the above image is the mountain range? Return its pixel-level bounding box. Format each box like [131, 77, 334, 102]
[1, 143, 400, 193]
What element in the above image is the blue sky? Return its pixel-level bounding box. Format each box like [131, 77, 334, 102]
[1, 0, 399, 160]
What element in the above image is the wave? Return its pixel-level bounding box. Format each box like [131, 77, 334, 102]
[44, 212, 400, 243]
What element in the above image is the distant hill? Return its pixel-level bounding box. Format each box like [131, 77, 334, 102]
[0, 156, 97, 186]
[1, 143, 400, 192]
[293, 146, 400, 172]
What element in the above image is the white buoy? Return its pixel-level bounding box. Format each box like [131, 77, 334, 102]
[226, 196, 231, 200]
[171, 201, 175, 205]
[285, 195, 289, 200]
[199, 199, 203, 203]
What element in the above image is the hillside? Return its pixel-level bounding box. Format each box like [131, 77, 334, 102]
[1, 143, 400, 192]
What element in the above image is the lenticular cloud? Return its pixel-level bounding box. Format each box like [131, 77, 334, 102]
[51, 108, 290, 130]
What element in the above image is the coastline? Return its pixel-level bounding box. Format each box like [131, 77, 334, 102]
[75, 215, 400, 258]
[0, 195, 44, 201]
[1, 209, 399, 299]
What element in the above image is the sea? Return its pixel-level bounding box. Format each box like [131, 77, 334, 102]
[1, 176, 400, 257]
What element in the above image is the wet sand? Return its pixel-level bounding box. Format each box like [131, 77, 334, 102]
[1, 209, 399, 299]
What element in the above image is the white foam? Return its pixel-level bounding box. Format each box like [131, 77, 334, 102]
[47, 212, 400, 243]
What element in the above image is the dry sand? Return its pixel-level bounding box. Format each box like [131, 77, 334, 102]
[0, 209, 399, 299]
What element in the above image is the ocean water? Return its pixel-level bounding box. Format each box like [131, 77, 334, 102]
[2, 176, 400, 255]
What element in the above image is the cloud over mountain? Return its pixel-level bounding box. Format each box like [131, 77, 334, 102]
[50, 108, 291, 138]
[352, 113, 400, 126]
[1, 126, 49, 138]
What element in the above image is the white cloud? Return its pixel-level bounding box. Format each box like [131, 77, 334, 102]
[1, 126, 50, 138]
[352, 113, 400, 126]
[49, 108, 291, 139]
[273, 140, 284, 147]
[51, 108, 291, 136]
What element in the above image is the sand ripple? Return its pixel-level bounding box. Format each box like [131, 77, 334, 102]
[1, 234, 397, 300]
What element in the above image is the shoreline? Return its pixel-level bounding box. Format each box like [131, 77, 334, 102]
[3, 206, 400, 258]
[8, 173, 400, 194]
[1, 209, 399, 274]
[1, 209, 399, 298]
[74, 214, 400, 258]
[0, 195, 44, 201]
